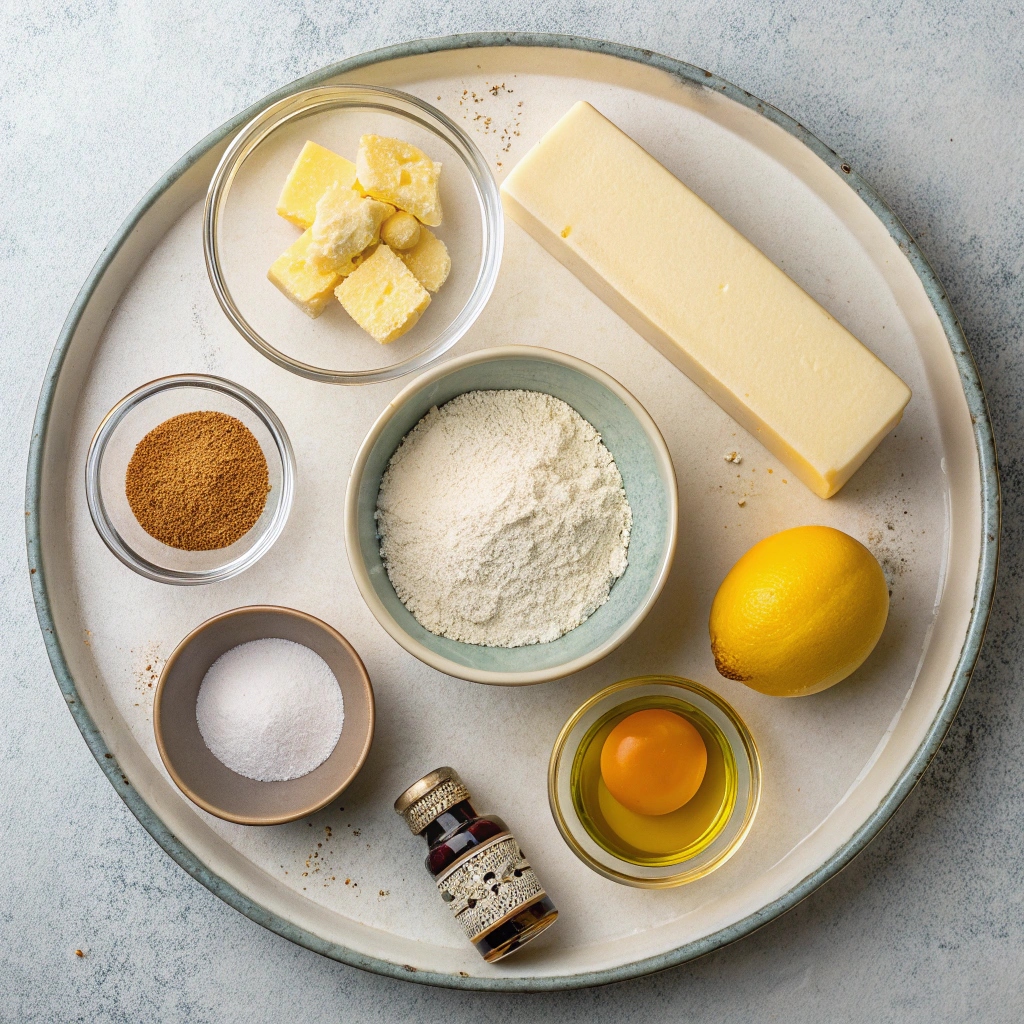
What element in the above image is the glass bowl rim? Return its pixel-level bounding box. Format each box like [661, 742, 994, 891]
[547, 675, 762, 888]
[84, 373, 296, 586]
[203, 83, 504, 386]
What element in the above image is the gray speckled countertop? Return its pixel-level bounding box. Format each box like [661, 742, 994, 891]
[3, 2, 1023, 1021]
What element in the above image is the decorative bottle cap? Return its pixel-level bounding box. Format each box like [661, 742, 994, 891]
[394, 766, 471, 835]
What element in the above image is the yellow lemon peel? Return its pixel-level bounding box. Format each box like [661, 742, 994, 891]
[709, 525, 888, 697]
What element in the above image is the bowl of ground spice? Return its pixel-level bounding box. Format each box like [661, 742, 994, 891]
[86, 374, 295, 584]
[345, 346, 678, 685]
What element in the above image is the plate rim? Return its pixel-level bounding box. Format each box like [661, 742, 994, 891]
[25, 31, 1000, 991]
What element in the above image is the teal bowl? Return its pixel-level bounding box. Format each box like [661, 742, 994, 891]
[344, 346, 678, 685]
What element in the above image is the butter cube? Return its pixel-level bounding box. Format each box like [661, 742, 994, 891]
[267, 229, 341, 318]
[380, 210, 421, 250]
[309, 183, 394, 273]
[276, 141, 358, 229]
[395, 227, 450, 292]
[335, 245, 430, 343]
[501, 101, 911, 498]
[356, 135, 442, 226]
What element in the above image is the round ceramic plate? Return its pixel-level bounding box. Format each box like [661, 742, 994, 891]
[27, 35, 997, 990]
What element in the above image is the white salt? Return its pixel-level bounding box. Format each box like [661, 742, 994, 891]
[196, 638, 344, 782]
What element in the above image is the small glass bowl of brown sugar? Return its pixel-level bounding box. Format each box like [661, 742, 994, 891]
[86, 374, 295, 584]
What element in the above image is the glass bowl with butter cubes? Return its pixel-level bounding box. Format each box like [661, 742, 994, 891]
[204, 85, 502, 384]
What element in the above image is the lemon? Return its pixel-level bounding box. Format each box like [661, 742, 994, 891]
[709, 526, 888, 697]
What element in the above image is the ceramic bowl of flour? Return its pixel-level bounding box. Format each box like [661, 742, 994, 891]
[154, 606, 375, 824]
[345, 346, 678, 685]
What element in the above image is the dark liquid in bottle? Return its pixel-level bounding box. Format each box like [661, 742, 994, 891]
[424, 800, 558, 962]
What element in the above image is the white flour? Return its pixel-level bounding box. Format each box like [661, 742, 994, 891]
[375, 389, 632, 648]
[196, 638, 344, 782]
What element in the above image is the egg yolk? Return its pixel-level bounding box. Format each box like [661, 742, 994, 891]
[600, 709, 708, 816]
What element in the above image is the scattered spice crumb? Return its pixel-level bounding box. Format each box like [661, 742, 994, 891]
[456, 79, 523, 158]
[724, 451, 742, 464]
[74, 950, 84, 958]
[131, 643, 165, 705]
[738, 499, 746, 507]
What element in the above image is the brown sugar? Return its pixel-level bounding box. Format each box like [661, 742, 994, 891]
[125, 411, 270, 550]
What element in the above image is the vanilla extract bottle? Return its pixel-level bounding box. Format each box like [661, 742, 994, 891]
[394, 767, 558, 962]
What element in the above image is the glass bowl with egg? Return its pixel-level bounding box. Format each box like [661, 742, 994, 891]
[548, 676, 761, 887]
[204, 84, 502, 385]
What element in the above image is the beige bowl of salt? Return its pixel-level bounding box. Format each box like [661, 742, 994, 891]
[154, 605, 374, 825]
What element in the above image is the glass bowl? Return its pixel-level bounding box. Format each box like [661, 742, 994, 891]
[85, 374, 295, 585]
[548, 676, 761, 887]
[203, 84, 503, 385]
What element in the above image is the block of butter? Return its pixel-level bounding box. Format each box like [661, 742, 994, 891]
[500, 101, 911, 498]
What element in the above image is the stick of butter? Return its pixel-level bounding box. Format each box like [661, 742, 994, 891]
[500, 101, 911, 498]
